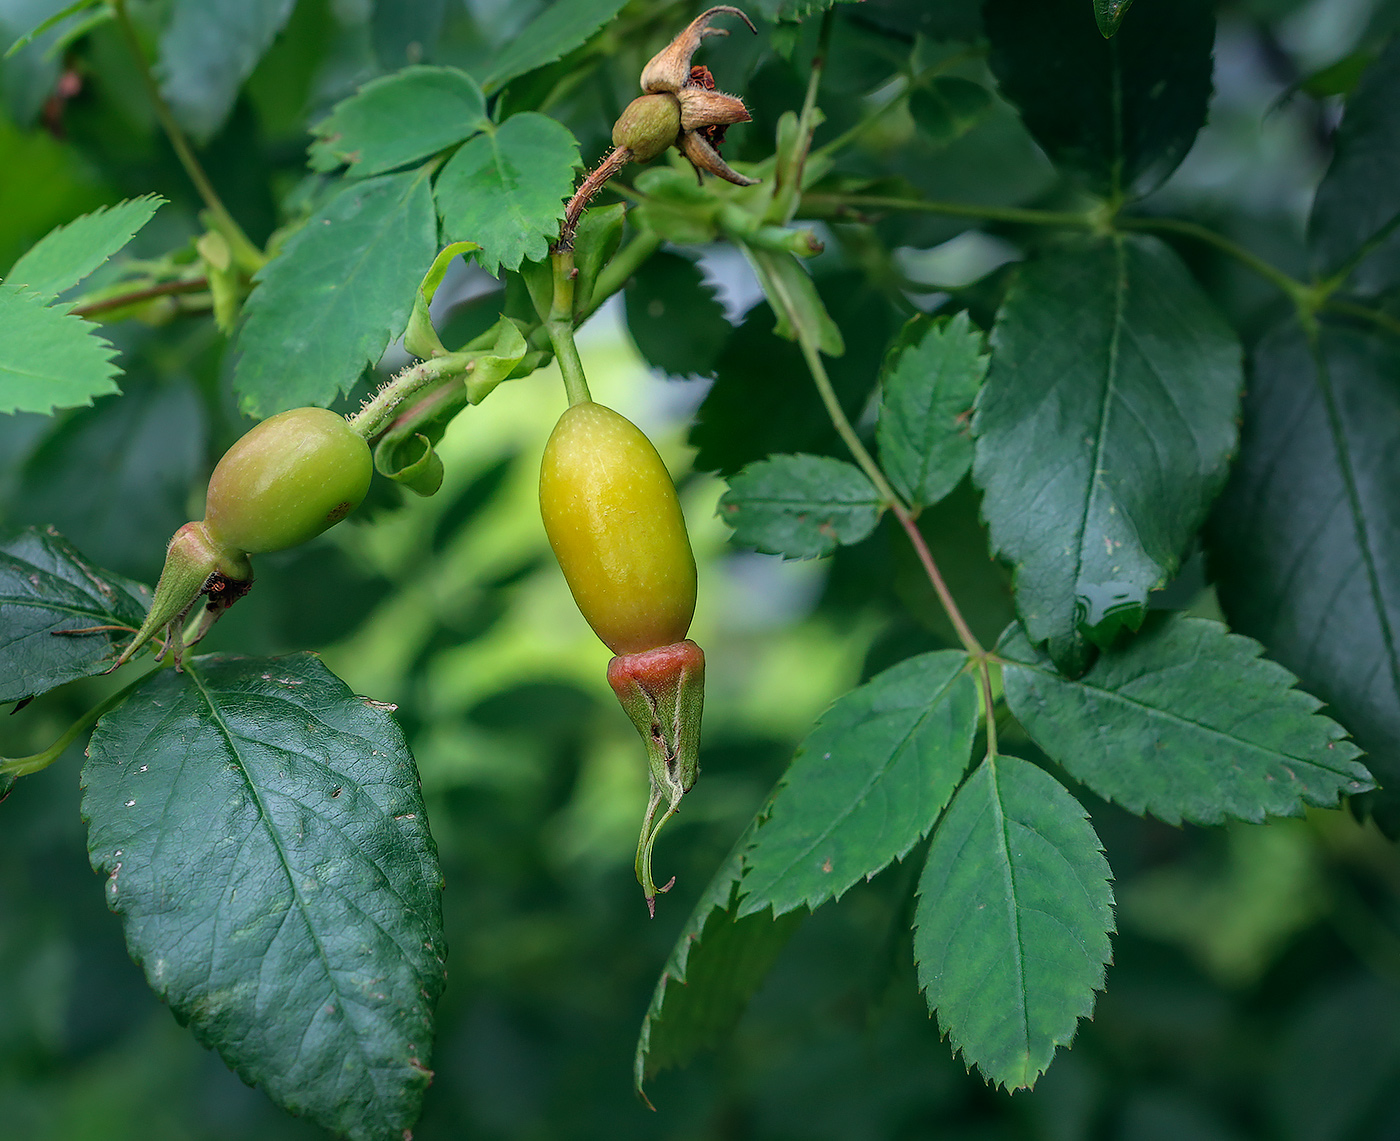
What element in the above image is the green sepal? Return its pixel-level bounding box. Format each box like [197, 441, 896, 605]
[608, 639, 706, 916]
[464, 316, 530, 404]
[196, 229, 241, 334]
[404, 241, 481, 360]
[112, 521, 251, 670]
[572, 203, 627, 320]
[374, 432, 445, 497]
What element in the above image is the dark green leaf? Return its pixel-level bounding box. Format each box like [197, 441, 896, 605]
[985, 0, 1213, 198]
[479, 0, 628, 94]
[309, 66, 488, 179]
[623, 250, 729, 378]
[972, 236, 1241, 672]
[0, 526, 149, 704]
[634, 826, 804, 1094]
[738, 650, 978, 917]
[157, 0, 296, 144]
[720, 454, 884, 560]
[691, 272, 897, 476]
[233, 169, 438, 417]
[1000, 615, 1373, 825]
[756, 0, 855, 20]
[1309, 37, 1400, 295]
[1094, 0, 1134, 37]
[434, 113, 579, 276]
[12, 378, 205, 582]
[6, 195, 163, 298]
[1, 0, 101, 58]
[914, 754, 1113, 1090]
[876, 311, 987, 511]
[909, 78, 994, 148]
[83, 653, 445, 1141]
[0, 284, 119, 415]
[1210, 317, 1400, 823]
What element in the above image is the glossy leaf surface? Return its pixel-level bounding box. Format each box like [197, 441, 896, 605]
[1210, 317, 1400, 821]
[0, 527, 148, 703]
[83, 653, 446, 1141]
[915, 755, 1113, 1090]
[738, 651, 978, 918]
[972, 236, 1240, 672]
[1001, 615, 1372, 825]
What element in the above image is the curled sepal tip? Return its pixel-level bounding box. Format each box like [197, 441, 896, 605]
[110, 522, 251, 671]
[608, 639, 705, 917]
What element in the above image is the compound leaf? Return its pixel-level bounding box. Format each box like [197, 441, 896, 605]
[985, 0, 1213, 198]
[876, 310, 988, 511]
[915, 755, 1113, 1090]
[635, 826, 803, 1096]
[738, 650, 979, 918]
[0, 284, 120, 415]
[233, 168, 438, 417]
[1000, 615, 1373, 825]
[434, 113, 579, 276]
[972, 236, 1240, 673]
[0, 526, 149, 704]
[1210, 317, 1400, 825]
[1309, 37, 1400, 295]
[157, 0, 296, 144]
[82, 653, 446, 1141]
[309, 66, 488, 178]
[720, 454, 884, 560]
[6, 195, 164, 299]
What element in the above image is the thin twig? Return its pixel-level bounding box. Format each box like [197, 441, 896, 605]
[71, 277, 208, 318]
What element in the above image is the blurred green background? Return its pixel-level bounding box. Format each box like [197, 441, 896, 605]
[5, 0, 1400, 1137]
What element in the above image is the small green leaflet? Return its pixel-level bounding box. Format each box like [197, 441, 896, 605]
[972, 236, 1241, 673]
[909, 78, 994, 148]
[0, 527, 149, 704]
[737, 651, 979, 918]
[309, 66, 489, 179]
[479, 0, 628, 94]
[233, 169, 438, 417]
[83, 653, 446, 1141]
[1094, 0, 1134, 37]
[915, 755, 1113, 1090]
[1210, 318, 1400, 827]
[157, 0, 296, 143]
[876, 311, 987, 511]
[6, 195, 164, 299]
[634, 825, 803, 1097]
[1000, 615, 1373, 825]
[720, 454, 883, 560]
[1308, 37, 1400, 295]
[0, 284, 120, 415]
[435, 114, 579, 276]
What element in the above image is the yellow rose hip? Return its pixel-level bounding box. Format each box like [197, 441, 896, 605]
[539, 401, 697, 655]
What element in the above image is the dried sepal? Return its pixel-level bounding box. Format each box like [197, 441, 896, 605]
[677, 86, 751, 132]
[640, 5, 756, 94]
[681, 129, 759, 186]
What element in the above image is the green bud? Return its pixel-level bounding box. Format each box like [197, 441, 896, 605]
[612, 94, 682, 163]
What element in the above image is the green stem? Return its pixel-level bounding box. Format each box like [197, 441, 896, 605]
[1322, 297, 1400, 339]
[346, 352, 475, 441]
[111, 0, 265, 274]
[1116, 216, 1314, 307]
[800, 193, 1100, 231]
[764, 261, 985, 661]
[2, 669, 158, 779]
[547, 249, 592, 406]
